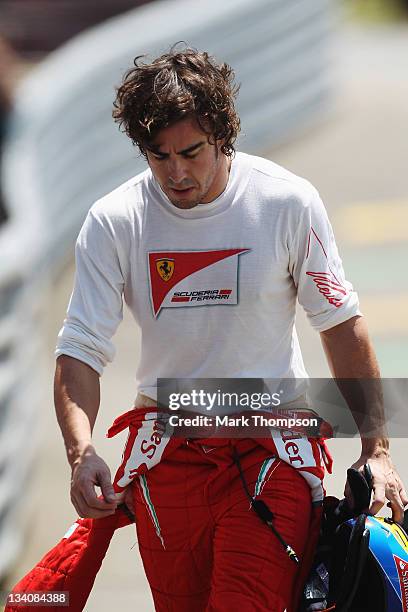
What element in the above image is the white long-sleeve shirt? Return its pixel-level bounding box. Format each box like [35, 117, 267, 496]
[56, 152, 361, 401]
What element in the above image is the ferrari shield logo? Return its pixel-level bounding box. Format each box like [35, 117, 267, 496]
[156, 258, 175, 282]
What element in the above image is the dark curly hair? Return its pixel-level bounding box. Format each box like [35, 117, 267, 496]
[112, 45, 240, 158]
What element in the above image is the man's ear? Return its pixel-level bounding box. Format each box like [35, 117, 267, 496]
[214, 138, 225, 159]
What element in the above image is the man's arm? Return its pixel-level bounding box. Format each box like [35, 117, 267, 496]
[320, 315, 408, 522]
[54, 355, 118, 518]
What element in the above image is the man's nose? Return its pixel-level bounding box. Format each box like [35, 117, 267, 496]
[168, 157, 187, 184]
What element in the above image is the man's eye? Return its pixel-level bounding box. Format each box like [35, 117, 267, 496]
[152, 153, 166, 160]
[184, 152, 199, 159]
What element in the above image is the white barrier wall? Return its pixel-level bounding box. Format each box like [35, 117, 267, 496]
[0, 210, 46, 576]
[0, 0, 335, 577]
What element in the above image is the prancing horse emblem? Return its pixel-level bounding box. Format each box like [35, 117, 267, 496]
[156, 258, 175, 282]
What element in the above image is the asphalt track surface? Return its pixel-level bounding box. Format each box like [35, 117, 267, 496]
[5, 23, 408, 611]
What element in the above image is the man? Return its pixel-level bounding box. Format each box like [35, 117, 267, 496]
[54, 47, 406, 611]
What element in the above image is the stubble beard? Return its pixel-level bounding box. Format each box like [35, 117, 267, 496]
[164, 148, 226, 210]
[169, 184, 211, 209]
[168, 166, 217, 209]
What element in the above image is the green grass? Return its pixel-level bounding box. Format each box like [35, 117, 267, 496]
[345, 0, 407, 22]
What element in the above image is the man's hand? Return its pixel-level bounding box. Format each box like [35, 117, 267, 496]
[114, 486, 135, 516]
[321, 317, 408, 523]
[345, 447, 408, 524]
[70, 443, 118, 518]
[54, 356, 118, 518]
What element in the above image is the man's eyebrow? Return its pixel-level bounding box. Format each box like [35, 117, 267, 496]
[145, 144, 163, 154]
[146, 141, 206, 155]
[178, 141, 205, 155]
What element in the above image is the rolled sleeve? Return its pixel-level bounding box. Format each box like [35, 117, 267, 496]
[55, 208, 124, 373]
[289, 189, 361, 332]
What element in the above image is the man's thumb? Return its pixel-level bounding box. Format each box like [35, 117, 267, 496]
[99, 469, 116, 503]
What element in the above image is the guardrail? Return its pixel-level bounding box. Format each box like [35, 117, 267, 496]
[0, 198, 46, 576]
[0, 0, 335, 577]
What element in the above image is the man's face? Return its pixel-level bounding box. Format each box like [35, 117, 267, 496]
[145, 116, 230, 209]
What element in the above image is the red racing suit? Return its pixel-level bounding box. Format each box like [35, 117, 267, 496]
[6, 407, 332, 612]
